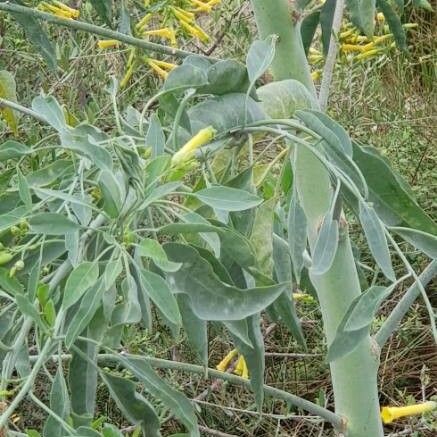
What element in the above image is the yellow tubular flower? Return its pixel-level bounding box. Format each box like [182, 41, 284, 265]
[120, 62, 136, 89]
[216, 349, 238, 372]
[341, 44, 366, 53]
[355, 48, 382, 61]
[147, 60, 170, 79]
[190, 0, 213, 13]
[52, 0, 80, 18]
[173, 6, 195, 21]
[171, 126, 216, 166]
[372, 34, 393, 45]
[149, 59, 176, 71]
[135, 13, 152, 31]
[97, 39, 121, 49]
[38, 2, 78, 19]
[143, 28, 177, 46]
[179, 20, 210, 42]
[311, 70, 322, 81]
[381, 401, 436, 424]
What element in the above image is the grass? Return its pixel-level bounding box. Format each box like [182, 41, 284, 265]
[0, 1, 436, 436]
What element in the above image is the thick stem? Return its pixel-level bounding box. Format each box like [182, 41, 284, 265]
[250, 0, 316, 96]
[250, 2, 384, 435]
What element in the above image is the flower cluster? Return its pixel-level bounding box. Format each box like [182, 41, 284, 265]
[309, 13, 417, 81]
[98, 0, 221, 86]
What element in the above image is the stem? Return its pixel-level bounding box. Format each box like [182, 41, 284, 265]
[27, 352, 344, 430]
[249, 2, 384, 435]
[0, 97, 45, 122]
[375, 260, 437, 348]
[318, 0, 345, 110]
[0, 3, 213, 61]
[250, 0, 316, 97]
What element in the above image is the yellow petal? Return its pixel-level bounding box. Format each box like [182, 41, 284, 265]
[381, 401, 437, 424]
[216, 349, 238, 372]
[97, 39, 121, 49]
[171, 126, 216, 166]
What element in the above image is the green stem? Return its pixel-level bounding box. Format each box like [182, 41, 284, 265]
[250, 0, 316, 96]
[0, 3, 214, 61]
[375, 260, 437, 348]
[0, 97, 45, 122]
[249, 2, 384, 436]
[26, 351, 344, 430]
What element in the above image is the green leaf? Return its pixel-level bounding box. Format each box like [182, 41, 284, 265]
[31, 96, 67, 132]
[142, 181, 183, 209]
[413, 0, 433, 11]
[327, 323, 369, 362]
[15, 293, 47, 333]
[301, 11, 320, 55]
[229, 314, 265, 409]
[89, 0, 113, 24]
[26, 160, 73, 187]
[61, 125, 113, 172]
[118, 355, 200, 437]
[347, 0, 376, 37]
[287, 191, 307, 284]
[100, 372, 161, 437]
[188, 93, 265, 134]
[178, 294, 208, 364]
[376, 0, 406, 50]
[103, 257, 123, 290]
[223, 319, 253, 348]
[272, 234, 305, 346]
[10, 5, 57, 69]
[0, 267, 23, 295]
[63, 262, 100, 310]
[311, 211, 339, 276]
[164, 243, 286, 321]
[0, 206, 27, 233]
[69, 314, 107, 428]
[0, 140, 30, 161]
[164, 63, 208, 92]
[140, 269, 181, 326]
[65, 284, 105, 348]
[352, 143, 437, 234]
[246, 36, 276, 89]
[29, 213, 80, 235]
[138, 238, 182, 272]
[320, 0, 337, 55]
[203, 60, 250, 95]
[146, 114, 166, 158]
[17, 167, 32, 210]
[305, 110, 353, 157]
[99, 171, 123, 218]
[0, 70, 18, 134]
[359, 202, 395, 281]
[193, 186, 262, 212]
[390, 227, 437, 259]
[344, 285, 391, 331]
[111, 274, 142, 326]
[102, 424, 124, 437]
[250, 199, 275, 276]
[43, 369, 70, 437]
[258, 79, 317, 119]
